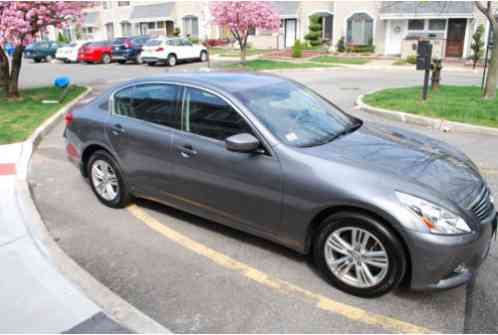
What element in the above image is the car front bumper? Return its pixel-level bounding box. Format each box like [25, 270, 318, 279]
[405, 212, 496, 290]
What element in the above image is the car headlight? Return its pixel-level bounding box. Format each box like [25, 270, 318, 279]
[396, 192, 471, 235]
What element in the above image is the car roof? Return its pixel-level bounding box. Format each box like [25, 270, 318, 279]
[119, 72, 288, 95]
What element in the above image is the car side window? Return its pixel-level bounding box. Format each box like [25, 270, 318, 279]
[132, 84, 181, 128]
[180, 38, 192, 46]
[114, 86, 135, 117]
[183, 87, 252, 141]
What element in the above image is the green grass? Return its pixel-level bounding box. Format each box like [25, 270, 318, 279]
[0, 85, 86, 144]
[209, 48, 273, 57]
[311, 55, 370, 65]
[363, 86, 498, 128]
[224, 59, 336, 71]
[392, 59, 408, 66]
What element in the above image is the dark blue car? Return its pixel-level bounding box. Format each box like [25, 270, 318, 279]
[111, 36, 150, 64]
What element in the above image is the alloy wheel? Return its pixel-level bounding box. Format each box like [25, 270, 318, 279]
[91, 160, 119, 201]
[324, 227, 389, 288]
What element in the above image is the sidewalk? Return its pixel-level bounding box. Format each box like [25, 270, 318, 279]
[0, 142, 129, 333]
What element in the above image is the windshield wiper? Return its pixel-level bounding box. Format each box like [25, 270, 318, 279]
[313, 121, 362, 146]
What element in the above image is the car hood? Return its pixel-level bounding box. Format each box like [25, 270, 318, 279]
[302, 122, 484, 208]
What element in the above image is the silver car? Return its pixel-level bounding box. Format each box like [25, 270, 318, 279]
[64, 72, 496, 297]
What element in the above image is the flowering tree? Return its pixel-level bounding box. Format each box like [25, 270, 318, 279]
[210, 1, 280, 63]
[0, 2, 90, 98]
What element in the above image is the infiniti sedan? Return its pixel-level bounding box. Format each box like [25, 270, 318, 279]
[64, 73, 496, 297]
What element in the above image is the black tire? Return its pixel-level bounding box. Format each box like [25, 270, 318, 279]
[87, 150, 131, 208]
[146, 62, 156, 66]
[167, 54, 177, 67]
[313, 212, 406, 298]
[117, 60, 127, 64]
[200, 50, 208, 62]
[34, 58, 41, 63]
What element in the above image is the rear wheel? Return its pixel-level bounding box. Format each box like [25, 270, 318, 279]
[200, 50, 208, 62]
[102, 54, 111, 64]
[87, 150, 131, 208]
[45, 55, 53, 62]
[313, 212, 406, 298]
[135, 54, 143, 64]
[167, 54, 177, 67]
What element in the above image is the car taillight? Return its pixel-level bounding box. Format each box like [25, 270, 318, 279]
[64, 112, 73, 126]
[156, 47, 164, 52]
[124, 41, 133, 48]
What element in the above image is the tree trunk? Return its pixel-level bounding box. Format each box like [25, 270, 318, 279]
[483, 27, 497, 99]
[240, 45, 247, 64]
[0, 47, 10, 95]
[7, 45, 24, 99]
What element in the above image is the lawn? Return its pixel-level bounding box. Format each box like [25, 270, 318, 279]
[311, 56, 370, 65]
[209, 47, 273, 57]
[363, 86, 498, 128]
[0, 85, 86, 144]
[224, 59, 336, 71]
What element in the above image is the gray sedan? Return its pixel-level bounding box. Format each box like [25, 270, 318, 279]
[64, 72, 496, 297]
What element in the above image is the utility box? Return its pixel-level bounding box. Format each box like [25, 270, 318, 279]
[416, 40, 432, 71]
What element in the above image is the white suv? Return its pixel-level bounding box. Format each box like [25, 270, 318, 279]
[140, 37, 208, 66]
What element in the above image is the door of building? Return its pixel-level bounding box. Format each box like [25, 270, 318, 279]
[446, 19, 467, 57]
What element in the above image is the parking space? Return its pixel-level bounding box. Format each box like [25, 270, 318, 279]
[29, 69, 498, 332]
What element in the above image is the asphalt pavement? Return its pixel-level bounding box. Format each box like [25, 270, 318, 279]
[29, 64, 498, 332]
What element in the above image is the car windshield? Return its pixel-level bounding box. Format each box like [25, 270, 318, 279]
[234, 80, 358, 147]
[112, 38, 127, 45]
[145, 39, 163, 47]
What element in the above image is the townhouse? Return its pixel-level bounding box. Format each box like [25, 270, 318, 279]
[72, 1, 496, 60]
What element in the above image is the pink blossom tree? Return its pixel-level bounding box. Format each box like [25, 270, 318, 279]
[0, 2, 90, 98]
[210, 1, 280, 63]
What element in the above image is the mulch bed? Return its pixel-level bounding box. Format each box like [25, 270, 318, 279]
[264, 49, 324, 60]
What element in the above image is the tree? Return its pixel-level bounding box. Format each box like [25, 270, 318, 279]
[475, 1, 497, 99]
[471, 24, 485, 69]
[0, 2, 89, 99]
[304, 15, 322, 47]
[210, 1, 280, 63]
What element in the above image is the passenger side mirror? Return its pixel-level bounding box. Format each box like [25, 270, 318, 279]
[225, 133, 261, 153]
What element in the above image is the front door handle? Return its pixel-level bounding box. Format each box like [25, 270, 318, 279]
[111, 124, 125, 136]
[177, 144, 197, 158]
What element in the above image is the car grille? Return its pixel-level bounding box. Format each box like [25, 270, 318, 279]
[470, 186, 495, 222]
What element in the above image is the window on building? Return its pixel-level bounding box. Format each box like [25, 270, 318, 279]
[183, 87, 252, 141]
[157, 21, 165, 29]
[105, 23, 114, 40]
[147, 22, 156, 30]
[346, 13, 374, 45]
[408, 19, 425, 31]
[103, 1, 112, 10]
[121, 22, 132, 37]
[117, 1, 130, 6]
[428, 19, 446, 31]
[182, 16, 199, 37]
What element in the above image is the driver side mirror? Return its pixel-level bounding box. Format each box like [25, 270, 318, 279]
[225, 133, 261, 153]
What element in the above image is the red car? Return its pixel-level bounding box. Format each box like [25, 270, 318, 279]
[78, 41, 112, 64]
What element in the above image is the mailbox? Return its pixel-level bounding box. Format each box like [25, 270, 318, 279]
[416, 40, 432, 71]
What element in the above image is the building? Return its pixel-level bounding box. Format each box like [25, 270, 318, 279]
[50, 1, 495, 60]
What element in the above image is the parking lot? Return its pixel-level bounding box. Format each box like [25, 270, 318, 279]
[28, 62, 498, 332]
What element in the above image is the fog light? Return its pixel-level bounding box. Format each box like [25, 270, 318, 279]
[454, 264, 469, 274]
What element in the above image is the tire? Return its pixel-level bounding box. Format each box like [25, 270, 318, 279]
[34, 58, 41, 63]
[313, 212, 406, 298]
[45, 55, 53, 62]
[135, 54, 143, 64]
[87, 150, 131, 208]
[117, 60, 127, 64]
[167, 54, 177, 67]
[102, 54, 111, 64]
[146, 62, 156, 66]
[200, 50, 208, 62]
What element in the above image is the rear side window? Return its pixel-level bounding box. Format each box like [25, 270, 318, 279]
[145, 39, 162, 47]
[183, 87, 252, 141]
[113, 84, 180, 129]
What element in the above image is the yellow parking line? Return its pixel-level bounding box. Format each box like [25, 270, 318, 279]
[127, 204, 431, 333]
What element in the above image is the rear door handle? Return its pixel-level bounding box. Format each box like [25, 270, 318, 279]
[111, 124, 125, 136]
[177, 144, 197, 158]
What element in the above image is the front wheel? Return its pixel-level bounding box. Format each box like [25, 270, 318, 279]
[200, 50, 208, 62]
[167, 54, 177, 67]
[87, 150, 131, 208]
[102, 54, 111, 64]
[313, 212, 406, 298]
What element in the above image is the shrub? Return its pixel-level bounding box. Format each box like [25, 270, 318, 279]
[304, 15, 322, 47]
[292, 40, 303, 58]
[188, 36, 200, 44]
[406, 55, 417, 64]
[57, 32, 70, 44]
[345, 44, 375, 53]
[173, 27, 181, 37]
[471, 24, 485, 69]
[336, 36, 346, 52]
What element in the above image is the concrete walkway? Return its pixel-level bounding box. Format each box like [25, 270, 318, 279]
[0, 142, 128, 333]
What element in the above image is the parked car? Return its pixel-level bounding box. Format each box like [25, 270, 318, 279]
[64, 73, 496, 298]
[111, 36, 150, 64]
[78, 41, 112, 64]
[56, 41, 90, 63]
[140, 37, 208, 66]
[24, 41, 62, 62]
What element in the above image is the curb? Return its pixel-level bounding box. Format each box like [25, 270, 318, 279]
[355, 90, 498, 137]
[16, 86, 170, 333]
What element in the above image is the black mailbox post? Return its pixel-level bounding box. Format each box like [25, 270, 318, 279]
[416, 40, 432, 100]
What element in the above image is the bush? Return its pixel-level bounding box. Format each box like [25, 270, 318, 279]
[336, 36, 346, 52]
[304, 15, 322, 47]
[292, 40, 303, 58]
[173, 27, 181, 37]
[347, 44, 375, 53]
[406, 55, 417, 64]
[188, 36, 200, 44]
[57, 32, 70, 44]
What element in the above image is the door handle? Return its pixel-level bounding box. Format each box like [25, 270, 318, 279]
[111, 124, 125, 136]
[177, 144, 197, 158]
